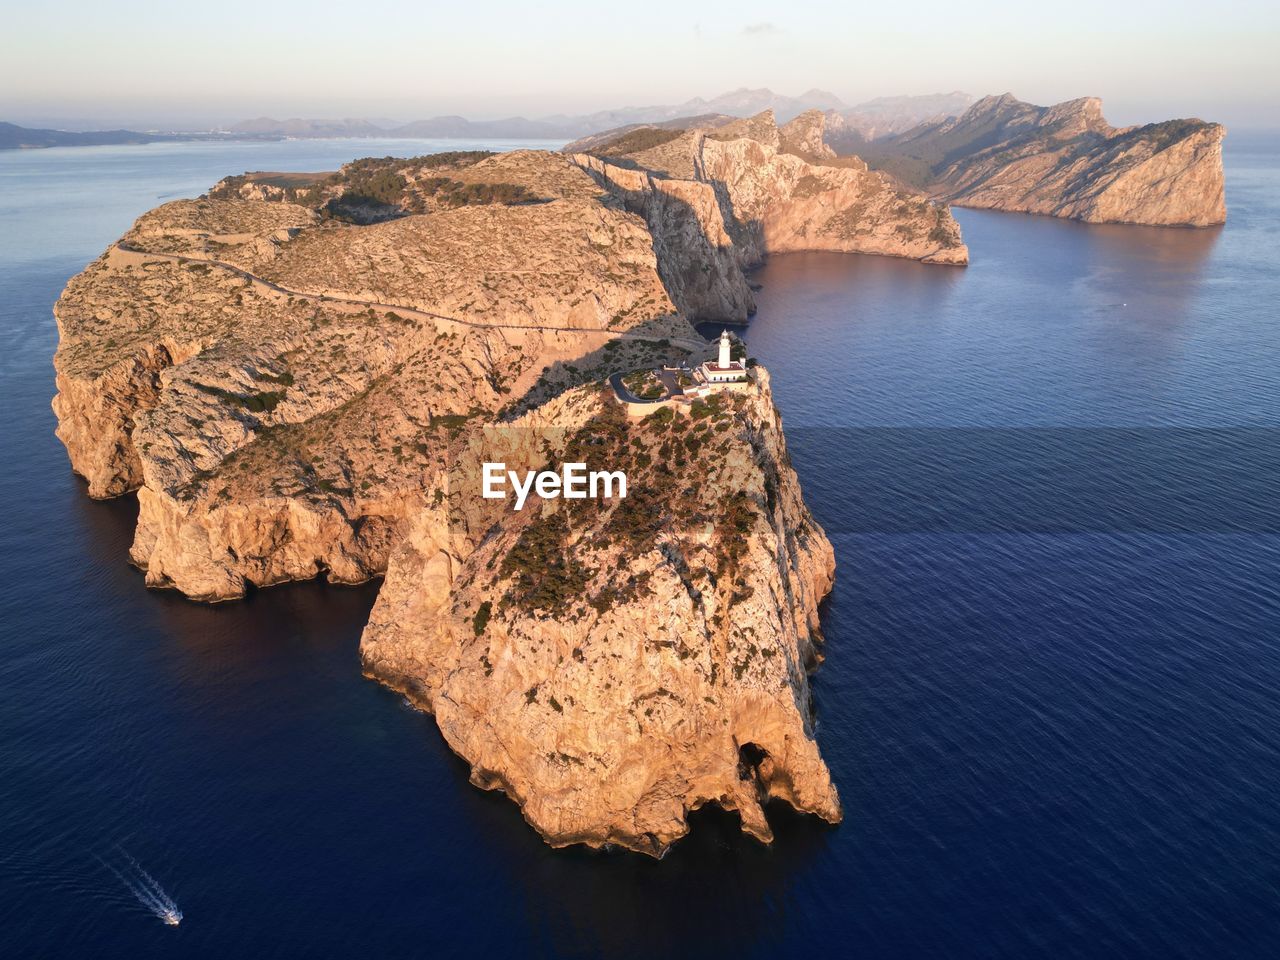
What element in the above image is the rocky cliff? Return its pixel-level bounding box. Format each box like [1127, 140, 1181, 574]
[853, 94, 1227, 227]
[54, 152, 700, 599]
[362, 375, 840, 853]
[52, 147, 841, 854]
[572, 154, 756, 322]
[575, 108, 968, 267]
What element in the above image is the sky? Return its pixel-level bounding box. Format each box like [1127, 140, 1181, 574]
[2, 0, 1278, 129]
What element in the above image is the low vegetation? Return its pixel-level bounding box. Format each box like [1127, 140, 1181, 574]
[192, 382, 287, 414]
[589, 127, 685, 158]
[208, 151, 536, 224]
[206, 171, 328, 202]
[622, 369, 666, 400]
[408, 177, 536, 211]
[1140, 119, 1201, 153]
[494, 392, 755, 621]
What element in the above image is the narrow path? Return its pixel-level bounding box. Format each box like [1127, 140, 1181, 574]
[609, 372, 661, 404]
[608, 367, 698, 408]
[114, 242, 711, 352]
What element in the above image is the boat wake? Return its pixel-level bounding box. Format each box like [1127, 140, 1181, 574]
[96, 848, 182, 926]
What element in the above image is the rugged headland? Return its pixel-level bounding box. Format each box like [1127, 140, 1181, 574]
[570, 109, 969, 266]
[851, 94, 1227, 227]
[53, 134, 961, 853]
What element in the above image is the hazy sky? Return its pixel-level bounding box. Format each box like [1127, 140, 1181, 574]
[3, 0, 1278, 128]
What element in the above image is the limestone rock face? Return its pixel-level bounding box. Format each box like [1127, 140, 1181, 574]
[52, 146, 842, 854]
[577, 109, 969, 268]
[573, 154, 755, 322]
[705, 110, 783, 150]
[361, 373, 840, 854]
[861, 94, 1227, 227]
[698, 133, 968, 266]
[53, 336, 200, 499]
[779, 109, 836, 160]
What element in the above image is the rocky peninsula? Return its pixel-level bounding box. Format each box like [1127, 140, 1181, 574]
[53, 136, 965, 854]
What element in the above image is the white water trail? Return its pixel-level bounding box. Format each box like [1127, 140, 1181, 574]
[96, 849, 183, 926]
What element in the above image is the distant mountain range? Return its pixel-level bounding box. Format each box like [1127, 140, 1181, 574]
[826, 92, 976, 143]
[2, 89, 975, 150]
[228, 89, 974, 142]
[567, 91, 977, 154]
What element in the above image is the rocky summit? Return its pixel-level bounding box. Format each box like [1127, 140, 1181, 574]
[51, 135, 963, 854]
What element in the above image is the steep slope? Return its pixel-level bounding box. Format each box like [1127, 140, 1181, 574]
[853, 94, 1226, 227]
[363, 376, 840, 854]
[572, 154, 756, 321]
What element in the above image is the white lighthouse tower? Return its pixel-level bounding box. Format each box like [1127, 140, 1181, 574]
[718, 329, 733, 368]
[698, 329, 749, 385]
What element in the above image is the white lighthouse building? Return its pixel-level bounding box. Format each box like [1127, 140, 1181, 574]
[698, 330, 748, 384]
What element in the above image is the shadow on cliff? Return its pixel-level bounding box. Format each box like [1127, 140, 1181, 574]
[577, 160, 760, 320]
[500, 165, 773, 419]
[501, 319, 705, 422]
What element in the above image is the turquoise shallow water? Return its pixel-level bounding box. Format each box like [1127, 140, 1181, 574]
[1, 135, 1279, 958]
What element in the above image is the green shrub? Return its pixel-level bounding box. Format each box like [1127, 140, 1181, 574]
[417, 177, 537, 208]
[589, 127, 685, 157]
[411, 150, 494, 169]
[472, 600, 492, 636]
[501, 510, 593, 616]
[192, 383, 287, 413]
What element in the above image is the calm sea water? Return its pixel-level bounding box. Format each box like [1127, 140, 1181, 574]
[2, 135, 1279, 958]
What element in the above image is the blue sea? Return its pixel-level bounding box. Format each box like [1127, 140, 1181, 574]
[2, 134, 1279, 958]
